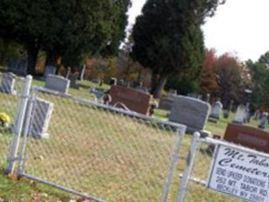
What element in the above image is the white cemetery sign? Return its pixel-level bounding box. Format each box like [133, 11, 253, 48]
[208, 144, 269, 202]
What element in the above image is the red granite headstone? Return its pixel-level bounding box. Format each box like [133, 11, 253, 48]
[109, 85, 151, 115]
[224, 123, 269, 153]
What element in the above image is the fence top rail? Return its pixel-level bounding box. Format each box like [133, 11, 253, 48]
[32, 86, 187, 132]
[201, 136, 269, 158]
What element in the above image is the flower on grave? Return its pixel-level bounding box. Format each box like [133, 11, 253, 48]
[0, 112, 11, 127]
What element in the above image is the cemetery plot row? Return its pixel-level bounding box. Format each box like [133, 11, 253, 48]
[18, 87, 186, 202]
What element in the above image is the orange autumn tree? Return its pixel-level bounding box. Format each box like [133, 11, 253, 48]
[200, 49, 219, 95]
[215, 53, 248, 107]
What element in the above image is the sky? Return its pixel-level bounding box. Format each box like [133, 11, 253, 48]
[127, 0, 269, 62]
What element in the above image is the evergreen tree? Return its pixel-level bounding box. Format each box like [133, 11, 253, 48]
[247, 53, 269, 109]
[0, 0, 131, 74]
[131, 0, 225, 98]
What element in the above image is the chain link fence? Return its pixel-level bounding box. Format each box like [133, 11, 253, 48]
[0, 72, 26, 173]
[18, 87, 186, 201]
[3, 74, 263, 202]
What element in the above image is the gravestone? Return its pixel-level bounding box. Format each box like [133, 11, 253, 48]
[258, 112, 268, 129]
[224, 123, 269, 153]
[45, 74, 70, 94]
[210, 100, 223, 120]
[12, 97, 54, 138]
[30, 97, 54, 139]
[206, 93, 210, 103]
[168, 89, 177, 95]
[69, 73, 80, 89]
[159, 90, 178, 110]
[7, 59, 27, 75]
[109, 85, 152, 115]
[0, 72, 16, 95]
[90, 88, 105, 101]
[254, 110, 262, 120]
[110, 77, 117, 86]
[159, 95, 176, 111]
[169, 96, 211, 133]
[44, 66, 56, 78]
[135, 82, 149, 94]
[135, 86, 149, 94]
[92, 78, 101, 84]
[233, 105, 247, 124]
[118, 79, 125, 86]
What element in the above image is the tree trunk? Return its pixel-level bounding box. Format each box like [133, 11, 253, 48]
[154, 76, 167, 99]
[0, 40, 9, 65]
[45, 49, 61, 75]
[150, 74, 168, 99]
[45, 50, 58, 66]
[150, 74, 158, 95]
[26, 44, 39, 75]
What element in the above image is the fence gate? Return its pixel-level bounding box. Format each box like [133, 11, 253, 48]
[10, 86, 186, 202]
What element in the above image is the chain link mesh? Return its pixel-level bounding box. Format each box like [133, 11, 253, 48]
[0, 72, 25, 173]
[20, 87, 186, 201]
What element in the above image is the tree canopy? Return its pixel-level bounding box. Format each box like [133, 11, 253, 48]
[0, 0, 130, 74]
[247, 52, 269, 110]
[131, 0, 225, 98]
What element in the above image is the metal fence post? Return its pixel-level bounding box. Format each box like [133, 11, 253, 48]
[176, 132, 201, 202]
[161, 126, 186, 202]
[17, 89, 36, 175]
[6, 75, 32, 175]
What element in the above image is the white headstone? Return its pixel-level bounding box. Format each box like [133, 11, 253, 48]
[30, 98, 54, 139]
[168, 89, 177, 96]
[233, 105, 247, 124]
[0, 72, 16, 95]
[258, 112, 268, 129]
[169, 96, 211, 133]
[210, 101, 223, 119]
[45, 74, 70, 94]
[44, 66, 56, 78]
[13, 97, 54, 138]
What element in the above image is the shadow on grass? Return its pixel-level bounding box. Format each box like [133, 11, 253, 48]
[0, 166, 72, 202]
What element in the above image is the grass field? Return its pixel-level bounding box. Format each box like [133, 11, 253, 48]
[0, 77, 265, 202]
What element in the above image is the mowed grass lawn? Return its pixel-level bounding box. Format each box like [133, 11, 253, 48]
[0, 78, 265, 202]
